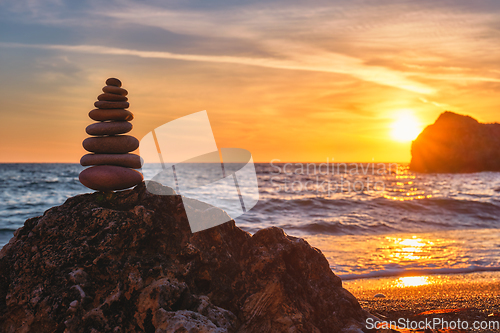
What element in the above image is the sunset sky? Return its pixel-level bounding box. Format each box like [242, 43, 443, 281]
[1, 0, 500, 163]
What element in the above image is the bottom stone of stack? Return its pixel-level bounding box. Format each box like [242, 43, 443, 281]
[79, 165, 143, 191]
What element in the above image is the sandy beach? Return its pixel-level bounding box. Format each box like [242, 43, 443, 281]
[344, 272, 500, 332]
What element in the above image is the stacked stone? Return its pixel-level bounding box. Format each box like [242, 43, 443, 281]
[79, 78, 143, 192]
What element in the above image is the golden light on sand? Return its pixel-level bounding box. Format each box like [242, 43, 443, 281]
[391, 110, 422, 142]
[395, 276, 430, 287]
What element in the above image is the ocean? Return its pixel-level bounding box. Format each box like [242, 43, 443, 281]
[1, 163, 500, 280]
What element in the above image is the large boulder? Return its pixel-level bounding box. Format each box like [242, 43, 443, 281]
[0, 182, 368, 333]
[410, 111, 500, 173]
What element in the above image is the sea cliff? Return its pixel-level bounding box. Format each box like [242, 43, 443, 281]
[410, 111, 500, 173]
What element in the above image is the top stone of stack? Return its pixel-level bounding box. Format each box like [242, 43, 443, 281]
[106, 77, 122, 87]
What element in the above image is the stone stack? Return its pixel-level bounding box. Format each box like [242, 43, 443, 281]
[79, 78, 143, 192]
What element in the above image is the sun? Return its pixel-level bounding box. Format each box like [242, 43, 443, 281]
[391, 110, 422, 142]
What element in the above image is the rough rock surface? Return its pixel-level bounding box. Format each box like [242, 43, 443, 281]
[410, 111, 500, 173]
[0, 182, 367, 333]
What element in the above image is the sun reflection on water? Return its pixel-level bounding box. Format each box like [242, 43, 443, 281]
[385, 235, 434, 261]
[395, 276, 430, 287]
[303, 229, 482, 279]
[384, 166, 434, 201]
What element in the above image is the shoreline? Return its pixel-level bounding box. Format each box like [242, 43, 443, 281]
[300, 228, 500, 285]
[344, 271, 500, 332]
[339, 266, 500, 281]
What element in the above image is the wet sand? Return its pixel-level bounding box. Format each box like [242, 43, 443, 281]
[343, 272, 500, 332]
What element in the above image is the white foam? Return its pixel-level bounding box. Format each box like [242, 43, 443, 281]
[338, 265, 500, 280]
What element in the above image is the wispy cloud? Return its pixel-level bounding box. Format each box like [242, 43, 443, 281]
[0, 42, 434, 94]
[90, 2, 500, 90]
[4, 1, 500, 94]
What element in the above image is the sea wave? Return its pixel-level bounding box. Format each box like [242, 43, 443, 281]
[0, 228, 17, 232]
[238, 195, 500, 236]
[2, 163, 500, 280]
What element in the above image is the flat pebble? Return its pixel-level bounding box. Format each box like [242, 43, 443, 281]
[89, 109, 133, 121]
[86, 121, 132, 136]
[105, 78, 122, 87]
[79, 165, 143, 191]
[94, 101, 129, 109]
[102, 86, 128, 96]
[97, 93, 128, 102]
[83, 135, 139, 154]
[80, 153, 142, 169]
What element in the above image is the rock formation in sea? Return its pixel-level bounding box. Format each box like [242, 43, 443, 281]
[80, 78, 143, 192]
[0, 182, 368, 333]
[410, 111, 500, 173]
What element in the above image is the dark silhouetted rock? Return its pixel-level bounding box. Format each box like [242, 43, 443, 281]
[410, 111, 500, 173]
[0, 183, 368, 332]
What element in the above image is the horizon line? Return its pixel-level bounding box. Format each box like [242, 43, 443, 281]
[0, 161, 411, 164]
